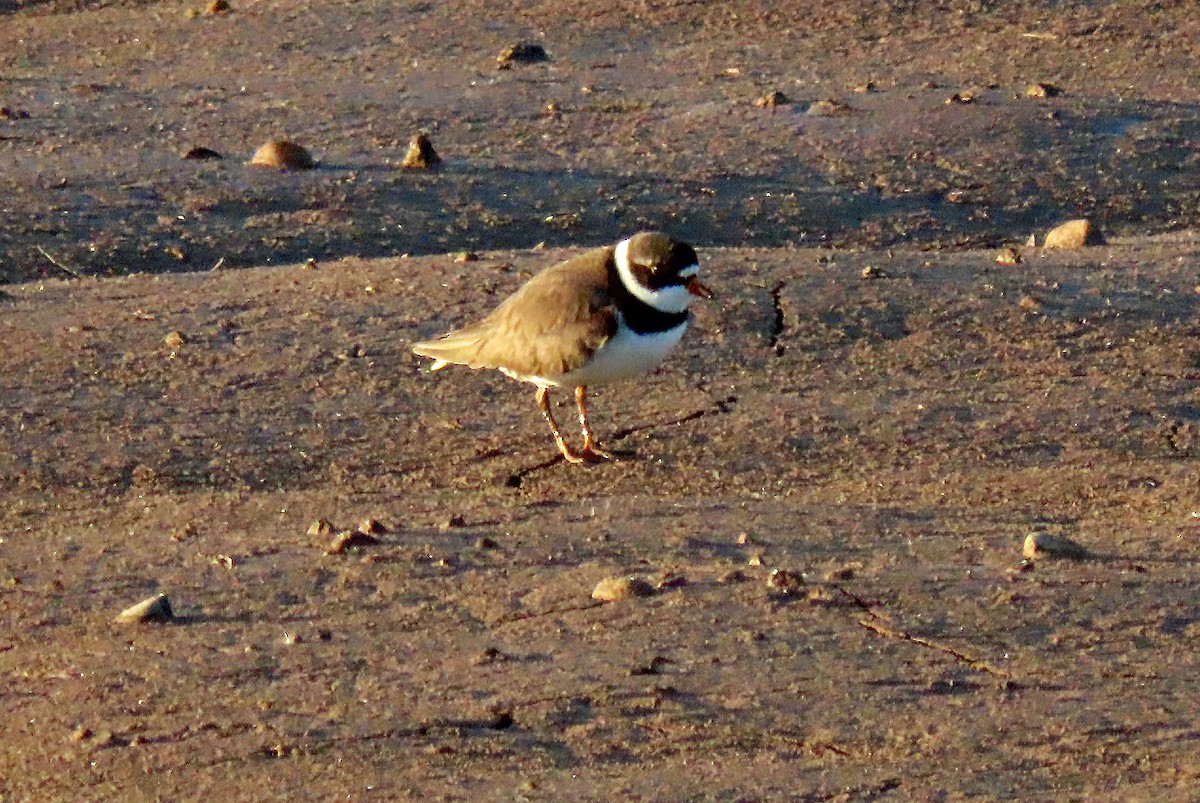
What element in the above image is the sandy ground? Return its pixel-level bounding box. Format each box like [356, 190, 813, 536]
[4, 1, 1200, 800]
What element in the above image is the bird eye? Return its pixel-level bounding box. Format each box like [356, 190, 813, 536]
[631, 262, 655, 286]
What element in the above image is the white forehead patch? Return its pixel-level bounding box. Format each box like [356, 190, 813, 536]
[678, 264, 700, 279]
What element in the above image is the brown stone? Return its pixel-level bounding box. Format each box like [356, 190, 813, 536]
[1044, 219, 1103, 249]
[326, 530, 379, 554]
[995, 246, 1022, 265]
[401, 133, 440, 169]
[249, 140, 316, 170]
[592, 575, 655, 602]
[1023, 533, 1091, 561]
[497, 42, 549, 69]
[115, 593, 174, 623]
[1025, 83, 1060, 99]
[182, 146, 223, 161]
[754, 90, 790, 107]
[307, 518, 336, 537]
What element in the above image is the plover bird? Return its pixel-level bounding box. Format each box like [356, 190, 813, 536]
[413, 231, 712, 463]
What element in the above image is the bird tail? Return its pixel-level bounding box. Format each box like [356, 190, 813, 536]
[412, 331, 486, 370]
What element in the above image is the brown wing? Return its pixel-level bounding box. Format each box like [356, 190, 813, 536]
[412, 245, 619, 378]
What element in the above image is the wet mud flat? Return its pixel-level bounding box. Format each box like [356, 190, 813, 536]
[4, 235, 1200, 799]
[5, 0, 1200, 798]
[4, 0, 1200, 283]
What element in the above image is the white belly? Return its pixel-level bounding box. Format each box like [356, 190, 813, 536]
[513, 320, 687, 388]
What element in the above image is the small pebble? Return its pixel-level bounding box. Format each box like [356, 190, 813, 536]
[401, 133, 440, 169]
[630, 656, 669, 676]
[1025, 82, 1060, 98]
[488, 710, 514, 730]
[439, 514, 467, 531]
[754, 90, 790, 107]
[497, 42, 550, 68]
[249, 140, 316, 170]
[806, 98, 851, 116]
[181, 146, 222, 160]
[115, 593, 174, 624]
[823, 564, 858, 582]
[995, 246, 1022, 265]
[806, 586, 837, 604]
[718, 569, 748, 584]
[474, 535, 499, 550]
[766, 568, 803, 596]
[655, 573, 688, 589]
[592, 575, 655, 602]
[357, 518, 388, 535]
[861, 265, 891, 280]
[91, 730, 120, 748]
[1023, 533, 1091, 561]
[473, 646, 509, 665]
[326, 530, 379, 554]
[1044, 219, 1103, 249]
[163, 330, 185, 349]
[307, 518, 336, 537]
[1018, 294, 1041, 311]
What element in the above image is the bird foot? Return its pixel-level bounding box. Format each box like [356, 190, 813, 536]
[553, 439, 612, 464]
[581, 441, 613, 462]
[554, 439, 588, 464]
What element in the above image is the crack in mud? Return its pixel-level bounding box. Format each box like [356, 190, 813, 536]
[768, 280, 787, 356]
[800, 778, 903, 802]
[491, 600, 604, 626]
[858, 618, 1011, 680]
[828, 582, 1010, 679]
[503, 395, 738, 488]
[827, 581, 896, 624]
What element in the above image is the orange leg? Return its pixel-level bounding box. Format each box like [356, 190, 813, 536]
[536, 387, 585, 463]
[575, 386, 612, 461]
